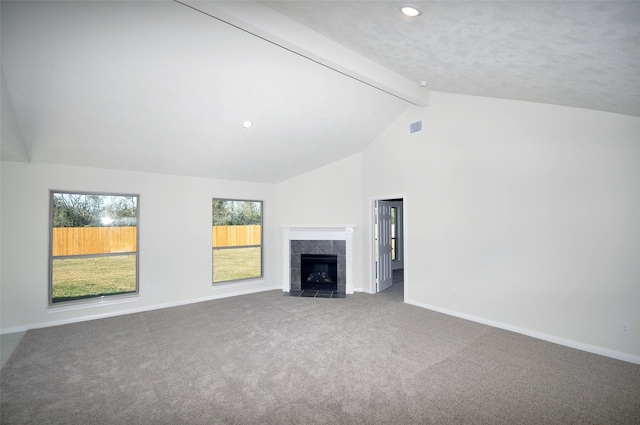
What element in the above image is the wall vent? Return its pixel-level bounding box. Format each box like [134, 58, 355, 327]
[409, 120, 423, 134]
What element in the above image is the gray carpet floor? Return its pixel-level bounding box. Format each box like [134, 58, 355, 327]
[2, 275, 640, 424]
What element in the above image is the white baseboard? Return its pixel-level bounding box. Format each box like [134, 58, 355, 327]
[405, 298, 640, 366]
[0, 285, 281, 335]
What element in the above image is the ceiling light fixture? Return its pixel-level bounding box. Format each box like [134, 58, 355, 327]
[401, 5, 423, 17]
[242, 121, 253, 128]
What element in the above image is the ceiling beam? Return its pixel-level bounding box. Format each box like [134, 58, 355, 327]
[176, 0, 429, 107]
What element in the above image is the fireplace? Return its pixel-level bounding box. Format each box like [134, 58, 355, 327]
[289, 239, 345, 293]
[281, 226, 355, 295]
[301, 254, 338, 291]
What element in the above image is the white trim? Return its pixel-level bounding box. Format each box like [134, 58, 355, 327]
[406, 298, 640, 366]
[282, 227, 291, 292]
[1, 285, 280, 335]
[281, 226, 355, 294]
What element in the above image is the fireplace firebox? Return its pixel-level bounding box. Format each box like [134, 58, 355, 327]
[301, 254, 338, 291]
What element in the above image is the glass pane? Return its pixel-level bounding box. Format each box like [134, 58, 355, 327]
[391, 207, 397, 238]
[391, 239, 396, 261]
[213, 247, 262, 282]
[212, 200, 261, 225]
[52, 193, 138, 255]
[52, 255, 137, 303]
[212, 199, 263, 283]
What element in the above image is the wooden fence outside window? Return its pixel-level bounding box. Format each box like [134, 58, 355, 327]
[212, 225, 261, 247]
[52, 225, 261, 256]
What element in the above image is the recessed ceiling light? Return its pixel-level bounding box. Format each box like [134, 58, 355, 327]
[401, 5, 422, 17]
[242, 121, 253, 128]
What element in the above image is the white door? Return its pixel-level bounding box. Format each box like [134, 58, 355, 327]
[375, 200, 393, 292]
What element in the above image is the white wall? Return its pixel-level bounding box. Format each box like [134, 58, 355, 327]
[274, 153, 364, 291]
[0, 162, 278, 333]
[1, 69, 28, 162]
[363, 92, 640, 361]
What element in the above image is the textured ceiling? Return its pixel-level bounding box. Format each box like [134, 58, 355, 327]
[265, 0, 640, 117]
[2, 1, 639, 184]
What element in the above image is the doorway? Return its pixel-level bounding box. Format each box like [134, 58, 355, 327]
[372, 196, 405, 299]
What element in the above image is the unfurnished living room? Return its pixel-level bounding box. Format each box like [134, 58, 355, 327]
[1, 1, 639, 424]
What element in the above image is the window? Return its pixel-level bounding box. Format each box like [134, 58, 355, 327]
[49, 191, 139, 305]
[212, 199, 262, 283]
[391, 206, 398, 261]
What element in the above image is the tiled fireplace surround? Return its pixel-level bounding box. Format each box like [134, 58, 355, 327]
[291, 240, 345, 292]
[281, 226, 355, 294]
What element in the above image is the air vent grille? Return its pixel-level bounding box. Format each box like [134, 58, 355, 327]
[409, 120, 423, 134]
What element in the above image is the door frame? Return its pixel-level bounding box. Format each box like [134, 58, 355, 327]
[369, 194, 408, 301]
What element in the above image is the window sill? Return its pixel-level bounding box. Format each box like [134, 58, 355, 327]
[47, 294, 140, 313]
[212, 277, 264, 287]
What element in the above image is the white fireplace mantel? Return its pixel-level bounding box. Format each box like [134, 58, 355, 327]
[281, 226, 355, 294]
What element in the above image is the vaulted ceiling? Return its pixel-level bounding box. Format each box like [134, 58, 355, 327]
[2, 1, 638, 183]
[265, 0, 640, 118]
